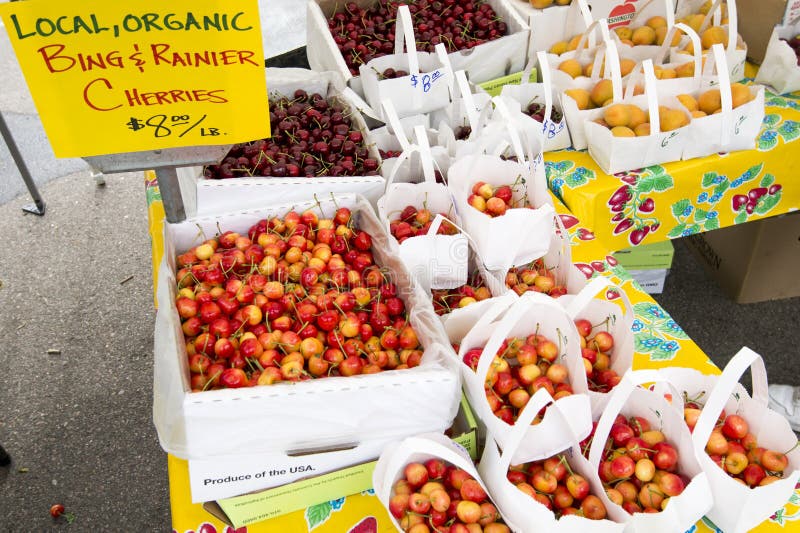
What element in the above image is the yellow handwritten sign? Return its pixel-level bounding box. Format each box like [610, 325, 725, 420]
[0, 0, 269, 158]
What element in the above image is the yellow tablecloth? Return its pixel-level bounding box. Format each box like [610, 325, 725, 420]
[144, 178, 800, 533]
[545, 89, 800, 253]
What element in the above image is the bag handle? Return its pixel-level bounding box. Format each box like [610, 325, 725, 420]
[381, 98, 413, 152]
[588, 369, 685, 467]
[536, 51, 558, 129]
[434, 42, 456, 94]
[496, 389, 566, 471]
[654, 22, 703, 85]
[691, 347, 769, 457]
[394, 5, 421, 75]
[705, 43, 734, 145]
[642, 59, 661, 134]
[573, 18, 612, 62]
[699, 0, 738, 51]
[413, 124, 437, 184]
[563, 276, 634, 328]
[455, 70, 481, 129]
[491, 96, 535, 165]
[383, 144, 417, 190]
[457, 291, 519, 348]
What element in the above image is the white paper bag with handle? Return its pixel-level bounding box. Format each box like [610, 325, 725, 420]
[681, 44, 765, 160]
[645, 23, 705, 97]
[479, 388, 627, 533]
[755, 18, 800, 95]
[526, 0, 595, 67]
[547, 18, 616, 94]
[458, 291, 592, 464]
[359, 5, 451, 120]
[377, 125, 468, 291]
[662, 347, 800, 533]
[585, 59, 690, 174]
[372, 431, 513, 532]
[603, 0, 677, 63]
[497, 52, 572, 151]
[586, 370, 712, 532]
[559, 277, 635, 403]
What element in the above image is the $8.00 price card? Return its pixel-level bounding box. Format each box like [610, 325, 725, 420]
[0, 0, 269, 157]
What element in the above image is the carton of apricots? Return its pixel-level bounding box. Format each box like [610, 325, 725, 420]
[584, 60, 691, 174]
[672, 0, 747, 81]
[679, 44, 765, 160]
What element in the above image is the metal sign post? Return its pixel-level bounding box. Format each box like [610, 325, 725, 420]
[0, 111, 46, 216]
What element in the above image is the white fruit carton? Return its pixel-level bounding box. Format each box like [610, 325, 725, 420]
[306, 0, 530, 96]
[457, 291, 593, 464]
[586, 370, 713, 532]
[755, 17, 800, 95]
[657, 347, 800, 533]
[479, 389, 627, 533]
[153, 193, 461, 463]
[189, 69, 385, 216]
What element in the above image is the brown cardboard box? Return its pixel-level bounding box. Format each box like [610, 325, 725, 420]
[685, 212, 800, 303]
[738, 0, 800, 64]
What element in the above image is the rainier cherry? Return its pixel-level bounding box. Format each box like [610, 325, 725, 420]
[468, 178, 529, 217]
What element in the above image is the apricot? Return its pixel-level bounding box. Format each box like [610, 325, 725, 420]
[530, 0, 554, 7]
[656, 27, 682, 47]
[632, 26, 657, 46]
[731, 83, 754, 108]
[660, 68, 677, 79]
[558, 59, 583, 78]
[590, 79, 614, 107]
[627, 105, 648, 129]
[685, 14, 705, 33]
[611, 126, 636, 137]
[550, 41, 568, 55]
[615, 27, 633, 41]
[646, 16, 668, 30]
[698, 89, 722, 114]
[675, 61, 695, 78]
[677, 94, 698, 112]
[567, 34, 582, 51]
[604, 104, 631, 127]
[691, 110, 707, 118]
[564, 88, 591, 110]
[661, 109, 689, 131]
[620, 58, 636, 77]
[634, 123, 651, 136]
[701, 26, 727, 50]
[594, 118, 609, 128]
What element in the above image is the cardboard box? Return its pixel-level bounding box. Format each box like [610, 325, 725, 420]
[685, 211, 800, 303]
[202, 395, 479, 528]
[627, 269, 669, 294]
[738, 0, 800, 63]
[613, 240, 675, 270]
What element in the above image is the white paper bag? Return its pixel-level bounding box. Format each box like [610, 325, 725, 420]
[643, 22, 705, 97]
[681, 44, 765, 160]
[585, 59, 690, 174]
[526, 0, 595, 61]
[434, 68, 495, 154]
[559, 277, 635, 401]
[479, 389, 627, 533]
[661, 348, 800, 533]
[586, 370, 713, 532]
[373, 432, 512, 532]
[377, 126, 469, 291]
[755, 19, 800, 95]
[359, 5, 451, 119]
[603, 0, 677, 62]
[458, 291, 592, 464]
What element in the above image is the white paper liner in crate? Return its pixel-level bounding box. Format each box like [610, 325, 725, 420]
[495, 51, 572, 151]
[585, 59, 690, 174]
[458, 291, 592, 464]
[671, 0, 746, 81]
[559, 277, 635, 405]
[447, 116, 555, 272]
[586, 370, 712, 532]
[657, 347, 800, 533]
[306, 0, 529, 95]
[373, 432, 513, 532]
[523, 0, 594, 57]
[755, 19, 800, 95]
[193, 69, 385, 214]
[377, 125, 468, 291]
[358, 5, 451, 120]
[680, 44, 765, 161]
[153, 193, 461, 460]
[556, 30, 626, 150]
[478, 388, 627, 533]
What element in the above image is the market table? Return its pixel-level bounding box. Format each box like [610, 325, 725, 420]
[545, 84, 800, 253]
[145, 177, 800, 533]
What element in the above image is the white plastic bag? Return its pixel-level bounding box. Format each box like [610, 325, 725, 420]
[359, 5, 451, 119]
[586, 370, 713, 532]
[478, 389, 627, 533]
[755, 18, 800, 95]
[153, 194, 461, 460]
[458, 291, 592, 464]
[681, 44, 765, 161]
[661, 348, 800, 533]
[585, 59, 690, 174]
